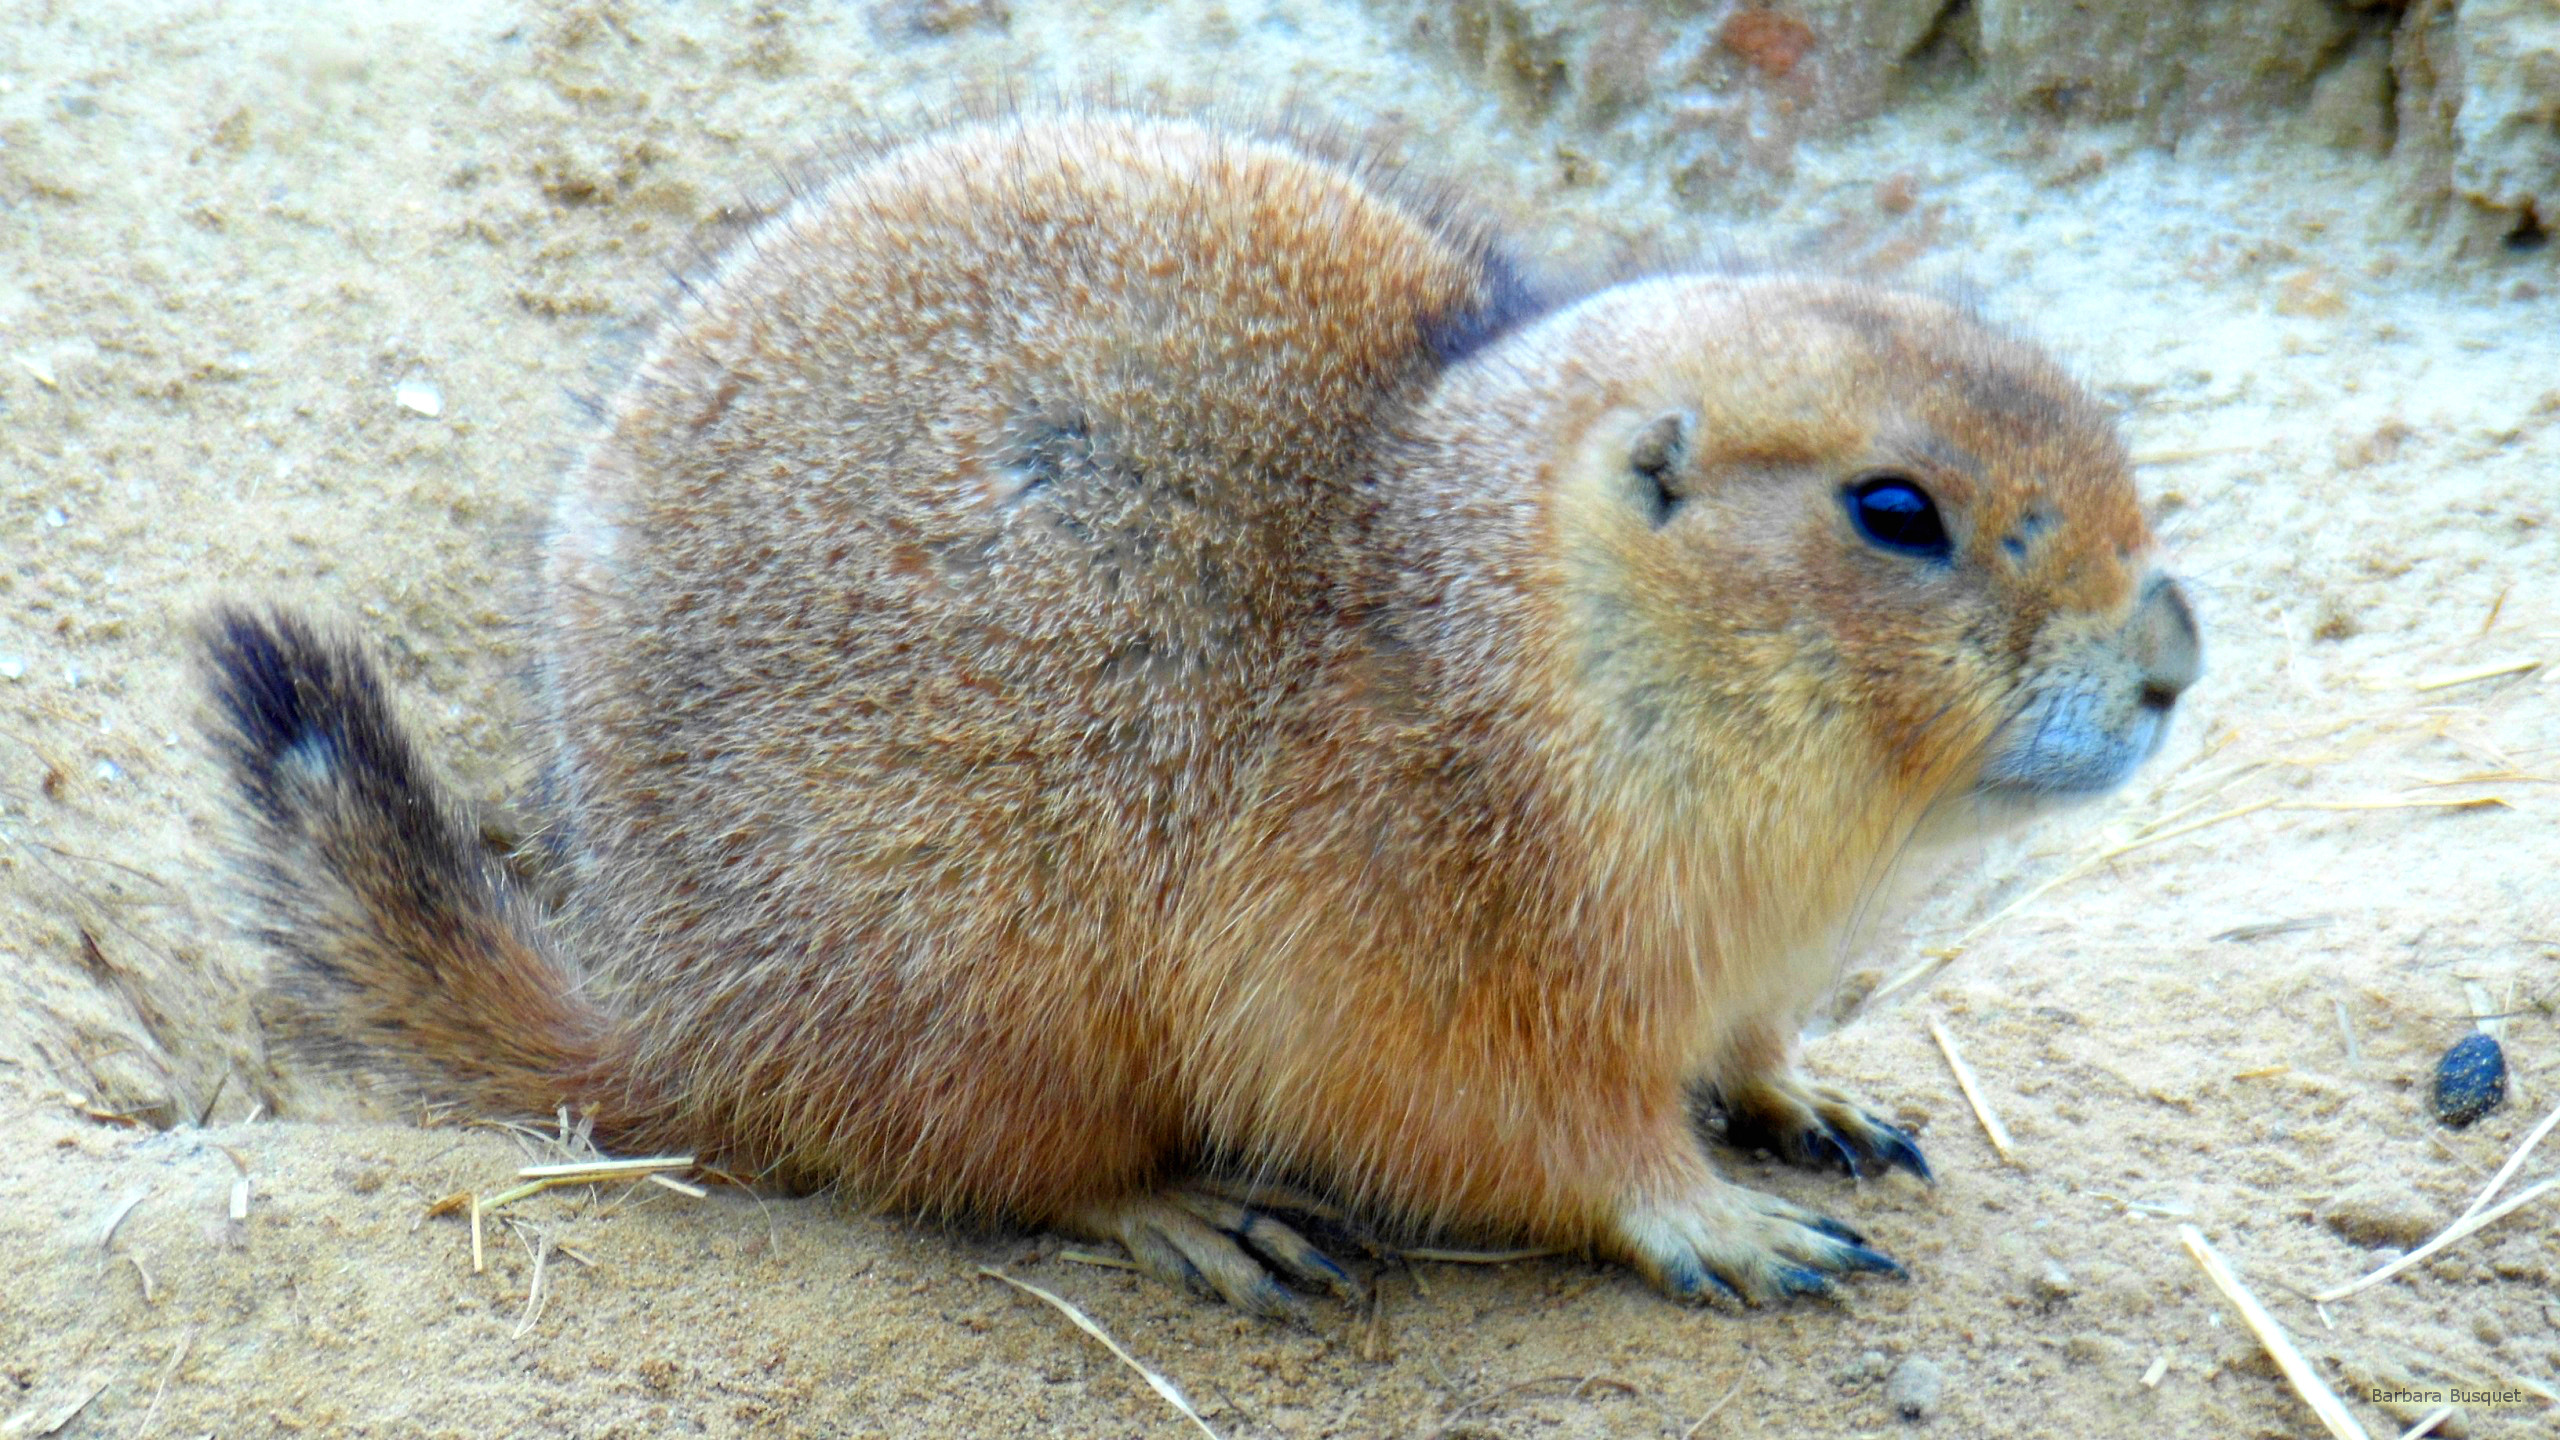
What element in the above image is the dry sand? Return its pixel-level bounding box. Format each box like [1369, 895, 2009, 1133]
[3, 1, 2555, 1435]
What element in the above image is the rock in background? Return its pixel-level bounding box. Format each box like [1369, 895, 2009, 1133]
[1370, 1, 2556, 250]
[2399, 0, 2560, 248]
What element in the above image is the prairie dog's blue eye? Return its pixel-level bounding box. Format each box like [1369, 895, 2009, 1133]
[1845, 475, 1951, 561]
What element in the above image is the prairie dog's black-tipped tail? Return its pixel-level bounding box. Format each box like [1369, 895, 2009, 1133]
[200, 609, 622, 1127]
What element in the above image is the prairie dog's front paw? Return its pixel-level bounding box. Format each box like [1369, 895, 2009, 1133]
[1615, 1179, 1902, 1305]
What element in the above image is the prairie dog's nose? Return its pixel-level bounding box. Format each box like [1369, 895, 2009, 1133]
[2132, 574, 2201, 712]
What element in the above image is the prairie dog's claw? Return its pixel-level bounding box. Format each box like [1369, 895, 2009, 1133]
[1870, 1124, 1935, 1183]
[1169, 1189, 1368, 1303]
[1069, 1186, 1360, 1318]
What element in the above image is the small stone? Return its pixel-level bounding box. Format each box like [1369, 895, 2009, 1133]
[42, 505, 68, 528]
[92, 759, 122, 784]
[1719, 11, 1816, 78]
[2036, 1262, 2076, 1301]
[2064, 1332, 2132, 1371]
[1885, 1357, 1943, 1421]
[2303, 34, 2393, 154]
[395, 378, 444, 418]
[2321, 1177, 2442, 1249]
[2275, 269, 2348, 319]
[2434, 1032, 2507, 1128]
[0, 657, 22, 680]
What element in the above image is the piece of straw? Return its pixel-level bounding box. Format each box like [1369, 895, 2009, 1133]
[515, 1156, 697, 1180]
[2454, 1095, 2560, 1225]
[2311, 1175, 2560, 1303]
[2412, 659, 2539, 693]
[1436, 1374, 1642, 1435]
[2214, 918, 2333, 943]
[2476, 586, 2510, 637]
[478, 1155, 702, 1215]
[1874, 798, 2284, 1004]
[979, 1267, 1221, 1440]
[2178, 1226, 2369, 1440]
[97, 1189, 149, 1251]
[133, 1329, 194, 1440]
[2132, 444, 2258, 465]
[1875, 778, 2501, 1007]
[1929, 1019, 2016, 1163]
[2393, 1407, 2455, 1440]
[1680, 1374, 1746, 1439]
[2462, 981, 2504, 1043]
[1396, 1245, 1568, 1265]
[2279, 798, 2507, 814]
[512, 1233, 552, 1340]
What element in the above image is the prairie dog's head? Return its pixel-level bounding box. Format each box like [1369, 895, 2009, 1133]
[1521, 275, 2199, 825]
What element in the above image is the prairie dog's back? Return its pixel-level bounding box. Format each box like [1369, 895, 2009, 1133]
[541, 114, 1511, 1198]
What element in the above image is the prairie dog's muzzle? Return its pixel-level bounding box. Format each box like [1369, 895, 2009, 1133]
[1979, 570, 2201, 799]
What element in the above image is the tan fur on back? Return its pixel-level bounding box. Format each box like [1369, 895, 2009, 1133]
[545, 115, 1511, 1215]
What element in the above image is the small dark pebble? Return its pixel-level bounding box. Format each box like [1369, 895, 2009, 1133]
[2434, 1032, 2507, 1129]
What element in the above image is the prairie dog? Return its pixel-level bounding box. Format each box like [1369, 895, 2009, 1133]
[203, 111, 2200, 1315]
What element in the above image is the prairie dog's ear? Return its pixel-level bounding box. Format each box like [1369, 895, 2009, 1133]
[1629, 409, 1696, 525]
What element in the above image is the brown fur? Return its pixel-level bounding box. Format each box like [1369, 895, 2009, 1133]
[205, 111, 2197, 1312]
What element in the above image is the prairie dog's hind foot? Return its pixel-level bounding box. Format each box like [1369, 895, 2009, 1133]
[1616, 1174, 1903, 1307]
[1067, 1186, 1364, 1320]
[1715, 1070, 1933, 1183]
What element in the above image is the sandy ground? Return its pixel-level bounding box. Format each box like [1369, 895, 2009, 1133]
[3, 1, 2557, 1435]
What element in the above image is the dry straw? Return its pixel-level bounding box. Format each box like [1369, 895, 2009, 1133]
[1394, 1244, 1567, 1264]
[2393, 1406, 2457, 1440]
[95, 1189, 149, 1251]
[1865, 656, 2532, 1010]
[2411, 658, 2540, 693]
[2179, 1225, 2369, 1440]
[1929, 1018, 2016, 1163]
[2311, 1176, 2560, 1304]
[452, 1154, 700, 1274]
[979, 1267, 1222, 1440]
[2313, 1094, 2560, 1303]
[1680, 1373, 1747, 1439]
